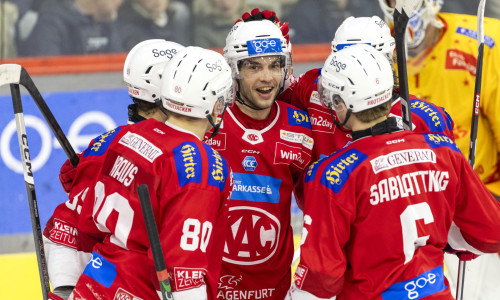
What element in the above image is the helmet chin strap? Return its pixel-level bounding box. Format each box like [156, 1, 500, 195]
[329, 107, 352, 133]
[204, 104, 229, 141]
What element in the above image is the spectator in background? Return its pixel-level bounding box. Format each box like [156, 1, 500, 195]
[118, 0, 191, 51]
[285, 0, 379, 44]
[0, 1, 19, 58]
[19, 0, 125, 57]
[192, 0, 250, 48]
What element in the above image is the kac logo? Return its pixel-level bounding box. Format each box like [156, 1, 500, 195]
[242, 156, 257, 171]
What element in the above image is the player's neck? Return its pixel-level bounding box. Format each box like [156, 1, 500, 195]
[351, 116, 388, 132]
[235, 101, 272, 120]
[167, 117, 209, 140]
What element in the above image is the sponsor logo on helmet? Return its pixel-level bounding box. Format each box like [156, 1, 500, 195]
[128, 87, 140, 96]
[223, 205, 281, 264]
[85, 128, 121, 157]
[119, 132, 163, 163]
[374, 18, 387, 28]
[329, 56, 347, 72]
[152, 48, 178, 59]
[242, 156, 258, 171]
[165, 101, 192, 113]
[174, 267, 207, 291]
[370, 149, 436, 174]
[382, 266, 446, 299]
[83, 252, 117, 288]
[247, 38, 283, 55]
[230, 173, 281, 203]
[203, 143, 228, 190]
[367, 90, 391, 106]
[424, 133, 461, 153]
[410, 100, 446, 132]
[206, 60, 223, 72]
[173, 142, 202, 187]
[321, 149, 367, 193]
[287, 107, 312, 129]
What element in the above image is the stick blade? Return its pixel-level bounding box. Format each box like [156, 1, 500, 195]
[395, 0, 423, 15]
[0, 64, 22, 86]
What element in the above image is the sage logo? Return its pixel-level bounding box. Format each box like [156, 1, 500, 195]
[382, 266, 446, 300]
[242, 156, 257, 171]
[206, 60, 222, 72]
[247, 38, 282, 55]
[152, 48, 177, 58]
[330, 55, 346, 72]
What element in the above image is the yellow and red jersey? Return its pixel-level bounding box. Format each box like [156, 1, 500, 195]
[406, 12, 500, 194]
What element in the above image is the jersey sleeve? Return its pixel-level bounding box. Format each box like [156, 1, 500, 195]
[452, 154, 500, 253]
[293, 163, 356, 298]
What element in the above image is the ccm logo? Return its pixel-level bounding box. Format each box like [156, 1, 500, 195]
[386, 139, 405, 145]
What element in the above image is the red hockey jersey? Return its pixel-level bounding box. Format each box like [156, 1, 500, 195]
[289, 68, 455, 161]
[67, 119, 231, 300]
[205, 101, 313, 300]
[294, 130, 500, 299]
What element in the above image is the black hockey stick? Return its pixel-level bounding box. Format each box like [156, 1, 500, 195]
[0, 64, 79, 167]
[456, 2, 487, 299]
[10, 82, 50, 300]
[137, 184, 174, 300]
[393, 0, 422, 131]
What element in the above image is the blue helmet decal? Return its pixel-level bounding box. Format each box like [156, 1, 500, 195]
[247, 38, 283, 55]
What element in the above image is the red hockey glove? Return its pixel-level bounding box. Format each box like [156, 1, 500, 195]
[59, 153, 82, 194]
[444, 244, 480, 261]
[236, 8, 290, 45]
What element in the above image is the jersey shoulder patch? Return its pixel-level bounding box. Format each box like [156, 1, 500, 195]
[202, 143, 229, 191]
[83, 128, 122, 157]
[410, 99, 447, 132]
[320, 149, 367, 193]
[173, 141, 203, 187]
[286, 106, 312, 129]
[423, 133, 461, 153]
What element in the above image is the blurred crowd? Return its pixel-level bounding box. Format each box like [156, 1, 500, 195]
[1, 0, 500, 59]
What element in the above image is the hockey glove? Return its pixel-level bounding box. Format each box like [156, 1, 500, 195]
[236, 8, 290, 45]
[59, 153, 82, 194]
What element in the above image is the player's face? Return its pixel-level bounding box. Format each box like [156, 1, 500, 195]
[387, 0, 396, 8]
[237, 55, 284, 110]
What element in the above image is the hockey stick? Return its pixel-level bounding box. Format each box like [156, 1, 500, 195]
[456, 1, 487, 299]
[137, 184, 174, 300]
[10, 82, 50, 300]
[0, 64, 79, 167]
[393, 0, 422, 131]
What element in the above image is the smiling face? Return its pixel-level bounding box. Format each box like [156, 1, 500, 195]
[237, 55, 284, 111]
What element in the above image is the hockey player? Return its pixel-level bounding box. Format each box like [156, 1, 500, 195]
[43, 39, 184, 300]
[207, 19, 314, 300]
[287, 44, 500, 299]
[68, 46, 234, 299]
[379, 1, 500, 297]
[289, 15, 454, 162]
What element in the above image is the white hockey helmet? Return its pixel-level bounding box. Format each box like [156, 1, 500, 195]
[223, 20, 291, 87]
[319, 44, 394, 113]
[378, 0, 443, 49]
[332, 16, 395, 64]
[160, 46, 235, 119]
[123, 39, 184, 103]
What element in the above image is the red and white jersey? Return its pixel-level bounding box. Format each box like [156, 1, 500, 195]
[289, 68, 455, 161]
[205, 101, 313, 300]
[68, 119, 231, 300]
[293, 129, 500, 299]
